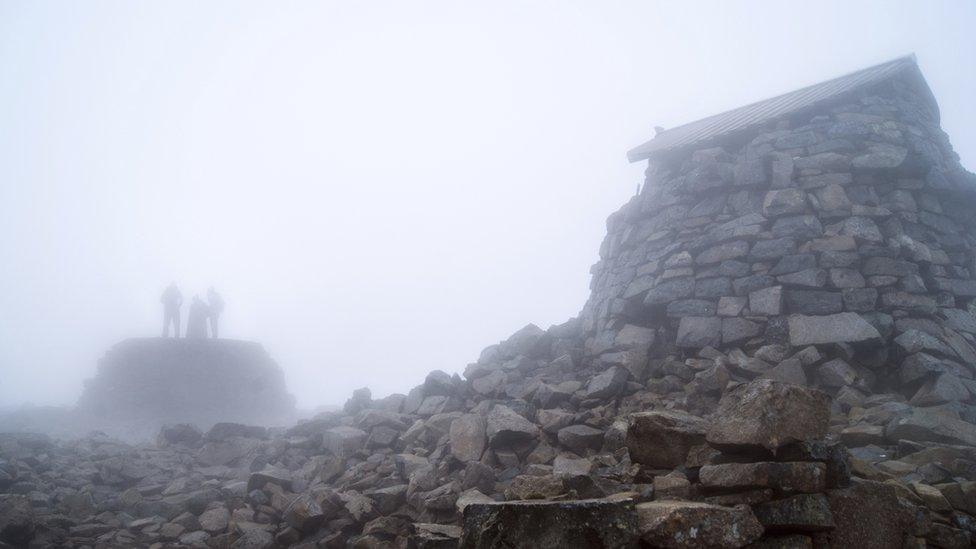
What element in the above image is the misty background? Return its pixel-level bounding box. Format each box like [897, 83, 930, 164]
[1, 1, 974, 411]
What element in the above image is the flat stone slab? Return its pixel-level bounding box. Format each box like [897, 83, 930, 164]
[699, 462, 826, 493]
[636, 501, 763, 548]
[459, 497, 638, 549]
[788, 313, 881, 346]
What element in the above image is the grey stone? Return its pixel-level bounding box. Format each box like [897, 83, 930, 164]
[885, 407, 976, 446]
[851, 143, 908, 169]
[829, 268, 865, 288]
[788, 313, 881, 346]
[556, 425, 604, 453]
[0, 494, 33, 547]
[734, 274, 777, 296]
[625, 410, 707, 468]
[636, 501, 763, 548]
[794, 152, 851, 172]
[863, 257, 917, 277]
[676, 317, 723, 348]
[450, 414, 487, 462]
[841, 288, 877, 312]
[879, 291, 936, 314]
[699, 461, 827, 493]
[718, 296, 748, 316]
[706, 379, 830, 452]
[841, 216, 883, 242]
[785, 290, 843, 315]
[900, 352, 957, 385]
[777, 268, 827, 288]
[750, 286, 783, 316]
[763, 189, 808, 217]
[614, 324, 656, 351]
[760, 359, 808, 386]
[644, 278, 695, 306]
[813, 183, 851, 211]
[460, 498, 638, 549]
[772, 215, 824, 239]
[817, 358, 857, 388]
[750, 238, 797, 260]
[666, 299, 716, 317]
[694, 277, 733, 298]
[698, 240, 750, 265]
[770, 254, 817, 276]
[799, 172, 853, 189]
[776, 131, 819, 149]
[932, 277, 976, 297]
[723, 318, 763, 344]
[910, 373, 969, 406]
[323, 426, 367, 458]
[819, 251, 860, 268]
[486, 405, 539, 448]
[942, 309, 976, 333]
[753, 494, 834, 532]
[893, 329, 955, 358]
[841, 288, 878, 312]
[734, 159, 768, 186]
[585, 366, 630, 400]
[718, 259, 752, 277]
[824, 480, 922, 548]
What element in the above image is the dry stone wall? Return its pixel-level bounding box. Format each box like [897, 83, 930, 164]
[582, 76, 976, 414]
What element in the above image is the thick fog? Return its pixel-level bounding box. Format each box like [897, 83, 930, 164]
[1, 1, 974, 411]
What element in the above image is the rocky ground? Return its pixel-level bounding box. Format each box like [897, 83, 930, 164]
[3, 321, 976, 548]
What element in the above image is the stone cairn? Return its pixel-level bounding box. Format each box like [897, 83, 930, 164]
[4, 57, 976, 548]
[77, 338, 296, 430]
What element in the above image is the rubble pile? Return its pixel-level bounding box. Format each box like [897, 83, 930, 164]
[4, 56, 976, 547]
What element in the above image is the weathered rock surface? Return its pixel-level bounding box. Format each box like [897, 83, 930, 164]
[625, 411, 706, 468]
[459, 498, 638, 549]
[706, 380, 830, 452]
[636, 501, 763, 548]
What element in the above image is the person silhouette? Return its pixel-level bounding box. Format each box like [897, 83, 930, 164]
[160, 283, 183, 337]
[185, 296, 211, 339]
[207, 287, 224, 339]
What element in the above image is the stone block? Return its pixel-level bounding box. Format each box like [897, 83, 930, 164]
[788, 313, 881, 346]
[676, 317, 722, 348]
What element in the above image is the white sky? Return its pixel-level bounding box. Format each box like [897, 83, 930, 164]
[1, 1, 974, 409]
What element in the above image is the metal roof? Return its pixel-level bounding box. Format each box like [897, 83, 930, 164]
[627, 54, 937, 163]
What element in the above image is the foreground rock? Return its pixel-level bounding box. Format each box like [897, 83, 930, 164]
[706, 379, 830, 453]
[459, 498, 638, 549]
[635, 501, 763, 548]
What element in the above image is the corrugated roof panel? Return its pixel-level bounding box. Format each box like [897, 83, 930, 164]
[628, 55, 932, 162]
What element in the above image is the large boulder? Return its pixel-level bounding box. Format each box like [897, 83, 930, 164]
[459, 497, 638, 548]
[584, 366, 630, 400]
[625, 411, 707, 468]
[450, 414, 487, 462]
[823, 480, 922, 548]
[706, 379, 830, 453]
[486, 405, 539, 448]
[556, 425, 604, 453]
[635, 501, 763, 548]
[0, 494, 34, 546]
